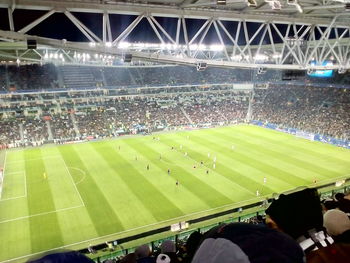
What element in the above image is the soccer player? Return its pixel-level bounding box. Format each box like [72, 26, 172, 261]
[147, 164, 150, 170]
[213, 163, 216, 169]
[208, 152, 210, 158]
[167, 168, 171, 175]
[184, 152, 187, 156]
[200, 160, 203, 166]
[43, 172, 47, 180]
[180, 145, 183, 150]
[256, 190, 260, 196]
[176, 180, 179, 186]
[213, 156, 217, 163]
[206, 170, 209, 175]
[263, 177, 267, 184]
[159, 154, 162, 160]
[135, 156, 138, 161]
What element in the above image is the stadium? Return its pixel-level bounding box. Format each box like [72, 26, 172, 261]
[0, 0, 349, 262]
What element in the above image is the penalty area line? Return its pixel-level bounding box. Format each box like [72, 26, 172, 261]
[0, 204, 84, 224]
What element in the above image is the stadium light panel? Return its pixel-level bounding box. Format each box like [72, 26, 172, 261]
[118, 42, 130, 49]
[105, 42, 112, 47]
[254, 54, 268, 61]
[272, 53, 282, 59]
[217, 0, 226, 5]
[209, 44, 224, 51]
[231, 55, 242, 61]
[89, 42, 96, 47]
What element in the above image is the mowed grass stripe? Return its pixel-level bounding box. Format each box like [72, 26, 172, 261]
[117, 140, 212, 214]
[188, 131, 310, 185]
[159, 135, 277, 194]
[24, 149, 64, 252]
[166, 132, 294, 192]
[124, 139, 235, 207]
[213, 129, 336, 181]
[77, 143, 158, 229]
[93, 142, 184, 220]
[212, 132, 333, 182]
[146, 138, 259, 200]
[239, 126, 350, 163]
[59, 145, 124, 236]
[238, 127, 350, 170]
[200, 130, 320, 183]
[39, 147, 99, 245]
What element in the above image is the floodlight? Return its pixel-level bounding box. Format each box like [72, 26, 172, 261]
[217, 0, 226, 5]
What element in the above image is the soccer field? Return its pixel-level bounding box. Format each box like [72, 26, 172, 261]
[0, 125, 349, 262]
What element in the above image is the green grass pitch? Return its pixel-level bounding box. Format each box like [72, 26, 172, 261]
[0, 125, 349, 262]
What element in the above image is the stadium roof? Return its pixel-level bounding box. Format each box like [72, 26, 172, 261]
[0, 0, 349, 70]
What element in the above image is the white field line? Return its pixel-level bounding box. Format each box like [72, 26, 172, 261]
[68, 167, 87, 185]
[60, 157, 86, 207]
[0, 151, 7, 200]
[0, 172, 27, 202]
[5, 155, 61, 164]
[0, 194, 26, 202]
[2, 172, 22, 175]
[0, 204, 85, 225]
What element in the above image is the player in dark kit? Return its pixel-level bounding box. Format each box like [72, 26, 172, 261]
[167, 168, 171, 175]
[147, 164, 149, 170]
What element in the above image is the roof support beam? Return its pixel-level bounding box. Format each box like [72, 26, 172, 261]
[18, 9, 55, 34]
[112, 14, 144, 46]
[0, 0, 348, 27]
[64, 11, 102, 43]
[7, 7, 14, 31]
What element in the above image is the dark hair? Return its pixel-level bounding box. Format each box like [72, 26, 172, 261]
[323, 200, 338, 210]
[334, 193, 345, 201]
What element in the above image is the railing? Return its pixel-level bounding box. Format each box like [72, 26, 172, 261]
[87, 181, 350, 262]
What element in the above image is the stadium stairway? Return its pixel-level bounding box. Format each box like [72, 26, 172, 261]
[70, 113, 81, 137]
[46, 120, 54, 140]
[180, 107, 194, 125]
[19, 123, 24, 142]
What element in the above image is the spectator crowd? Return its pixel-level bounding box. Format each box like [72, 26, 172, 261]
[253, 85, 350, 140]
[1, 83, 349, 148]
